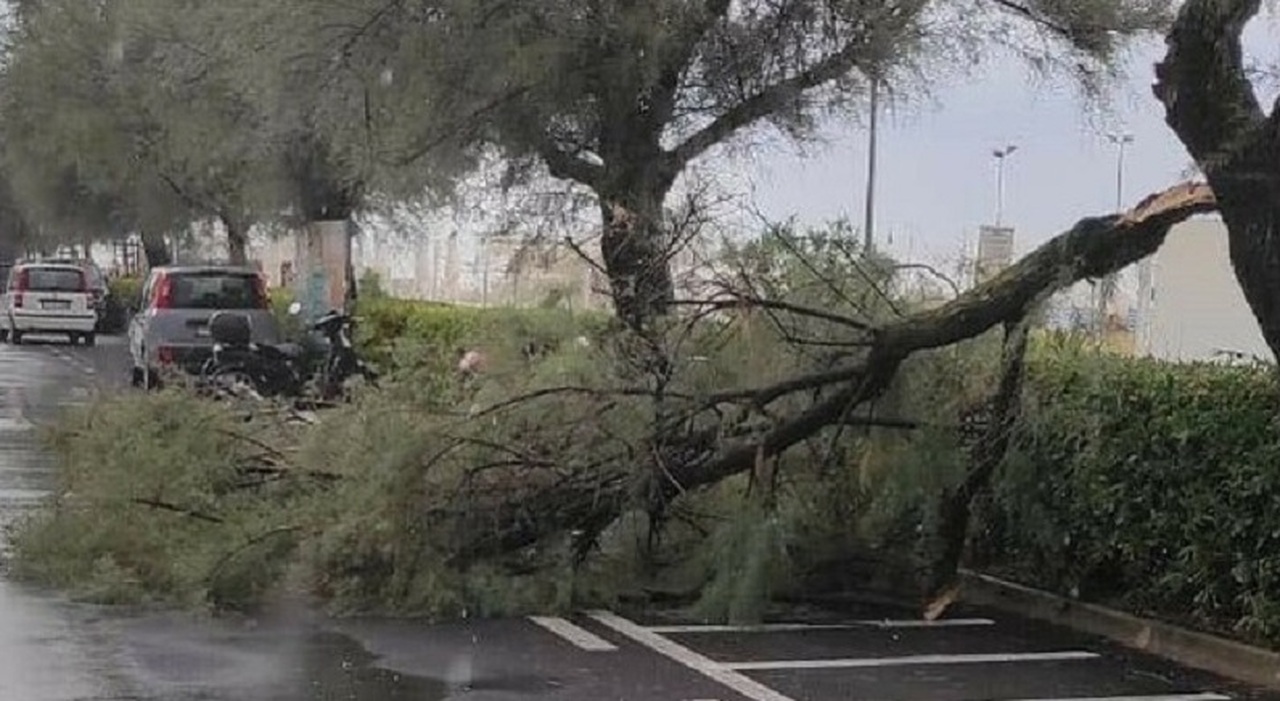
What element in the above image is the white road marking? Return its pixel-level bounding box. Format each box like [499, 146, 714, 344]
[0, 416, 33, 431]
[646, 618, 996, 633]
[588, 610, 796, 701]
[1002, 695, 1229, 701]
[724, 651, 1100, 670]
[527, 616, 618, 651]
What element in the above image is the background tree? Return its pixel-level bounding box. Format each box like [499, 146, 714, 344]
[0, 0, 282, 266]
[282, 0, 1174, 331]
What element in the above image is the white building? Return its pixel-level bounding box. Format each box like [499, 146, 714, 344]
[1136, 216, 1270, 363]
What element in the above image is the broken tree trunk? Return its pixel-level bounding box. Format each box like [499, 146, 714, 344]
[436, 183, 1218, 565]
[920, 317, 1031, 619]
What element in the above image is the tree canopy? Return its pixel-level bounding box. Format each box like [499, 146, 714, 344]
[0, 0, 1173, 301]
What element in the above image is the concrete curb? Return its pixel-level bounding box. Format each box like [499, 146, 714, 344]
[959, 569, 1280, 690]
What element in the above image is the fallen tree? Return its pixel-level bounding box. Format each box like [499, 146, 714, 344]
[430, 183, 1219, 572]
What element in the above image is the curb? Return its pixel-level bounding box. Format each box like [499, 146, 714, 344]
[959, 569, 1280, 690]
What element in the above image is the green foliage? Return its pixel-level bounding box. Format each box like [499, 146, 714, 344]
[108, 276, 144, 309]
[355, 297, 610, 371]
[357, 269, 387, 300]
[99, 276, 144, 333]
[8, 390, 315, 610]
[982, 348, 1280, 643]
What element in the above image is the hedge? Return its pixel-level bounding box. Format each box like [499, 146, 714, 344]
[980, 347, 1280, 644]
[353, 297, 611, 369]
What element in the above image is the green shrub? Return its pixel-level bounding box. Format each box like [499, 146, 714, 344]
[100, 275, 144, 333]
[354, 298, 610, 372]
[982, 350, 1280, 644]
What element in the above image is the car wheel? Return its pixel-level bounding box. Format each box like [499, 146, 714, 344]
[11, 331, 23, 345]
[0, 329, 8, 343]
[84, 333, 96, 347]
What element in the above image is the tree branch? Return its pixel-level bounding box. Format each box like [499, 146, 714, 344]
[685, 182, 1217, 486]
[1153, 0, 1264, 172]
[665, 36, 878, 171]
[130, 498, 224, 524]
[670, 297, 873, 331]
[646, 0, 733, 127]
[538, 138, 605, 187]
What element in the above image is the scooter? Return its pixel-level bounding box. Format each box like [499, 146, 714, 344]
[199, 308, 310, 400]
[308, 306, 380, 400]
[199, 302, 378, 402]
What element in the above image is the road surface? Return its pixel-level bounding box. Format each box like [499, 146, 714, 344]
[0, 333, 1277, 700]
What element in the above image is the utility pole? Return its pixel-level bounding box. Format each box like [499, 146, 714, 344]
[1108, 133, 1134, 209]
[1106, 133, 1142, 346]
[863, 76, 879, 253]
[992, 145, 1018, 227]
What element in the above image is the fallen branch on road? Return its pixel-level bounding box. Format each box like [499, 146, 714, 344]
[434, 182, 1219, 565]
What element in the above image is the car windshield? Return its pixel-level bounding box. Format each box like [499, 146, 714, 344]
[24, 267, 83, 292]
[168, 272, 262, 309]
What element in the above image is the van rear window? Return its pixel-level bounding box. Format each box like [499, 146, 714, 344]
[24, 268, 84, 292]
[168, 273, 263, 309]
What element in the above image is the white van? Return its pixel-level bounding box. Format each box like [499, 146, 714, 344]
[1, 262, 99, 345]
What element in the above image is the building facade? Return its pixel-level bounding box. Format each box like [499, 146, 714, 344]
[1136, 216, 1270, 362]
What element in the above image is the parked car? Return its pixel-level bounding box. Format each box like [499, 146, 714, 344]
[42, 257, 109, 327]
[128, 265, 282, 388]
[0, 261, 100, 345]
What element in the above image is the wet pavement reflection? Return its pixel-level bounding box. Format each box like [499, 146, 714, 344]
[0, 340, 446, 700]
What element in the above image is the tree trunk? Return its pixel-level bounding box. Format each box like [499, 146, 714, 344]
[598, 184, 676, 333]
[222, 215, 249, 266]
[920, 318, 1030, 614]
[1154, 0, 1280, 359]
[140, 230, 171, 268]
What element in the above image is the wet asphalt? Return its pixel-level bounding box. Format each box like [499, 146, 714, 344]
[1, 332, 1279, 700]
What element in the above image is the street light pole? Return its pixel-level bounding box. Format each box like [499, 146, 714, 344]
[863, 77, 879, 253]
[992, 145, 1018, 227]
[1107, 133, 1134, 210]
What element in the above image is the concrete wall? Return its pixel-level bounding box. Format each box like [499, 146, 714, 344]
[1139, 216, 1270, 362]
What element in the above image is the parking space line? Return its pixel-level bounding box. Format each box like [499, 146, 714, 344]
[647, 618, 996, 633]
[724, 651, 1100, 670]
[1001, 695, 1229, 701]
[588, 610, 797, 701]
[527, 616, 618, 651]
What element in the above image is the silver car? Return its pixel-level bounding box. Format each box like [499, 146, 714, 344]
[128, 265, 282, 387]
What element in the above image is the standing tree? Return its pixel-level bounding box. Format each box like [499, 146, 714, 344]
[1154, 0, 1280, 361]
[287, 0, 1174, 330]
[0, 0, 281, 266]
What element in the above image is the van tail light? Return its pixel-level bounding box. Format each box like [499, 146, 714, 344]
[12, 269, 27, 308]
[153, 273, 174, 309]
[156, 346, 176, 365]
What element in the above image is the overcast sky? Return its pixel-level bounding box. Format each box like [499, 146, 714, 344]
[735, 21, 1280, 265]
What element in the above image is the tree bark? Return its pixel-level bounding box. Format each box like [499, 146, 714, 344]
[140, 230, 171, 268]
[599, 190, 677, 333]
[437, 184, 1218, 563]
[222, 215, 248, 266]
[1154, 0, 1280, 359]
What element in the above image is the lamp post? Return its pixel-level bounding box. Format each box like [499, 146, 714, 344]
[1107, 133, 1134, 209]
[1095, 133, 1134, 341]
[992, 145, 1018, 227]
[863, 76, 880, 252]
